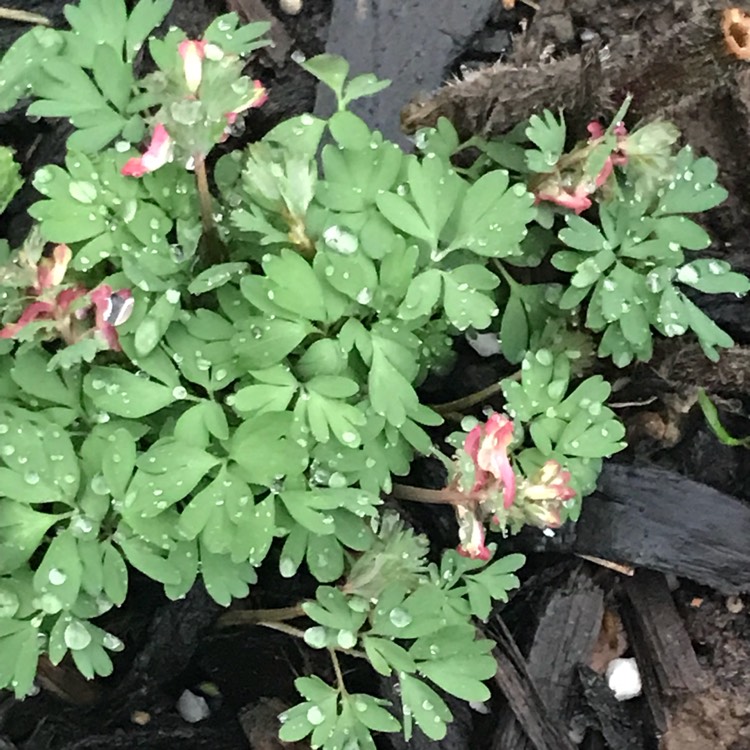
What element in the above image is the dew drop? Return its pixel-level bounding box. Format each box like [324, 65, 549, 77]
[306, 706, 324, 725]
[389, 607, 412, 628]
[323, 225, 359, 255]
[279, 557, 296, 578]
[48, 568, 67, 585]
[64, 620, 92, 650]
[328, 472, 347, 488]
[102, 632, 125, 651]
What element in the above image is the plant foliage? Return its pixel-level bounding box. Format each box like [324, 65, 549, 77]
[0, 2, 746, 747]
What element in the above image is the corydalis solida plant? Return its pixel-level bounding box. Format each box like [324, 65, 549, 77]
[0, 2, 747, 747]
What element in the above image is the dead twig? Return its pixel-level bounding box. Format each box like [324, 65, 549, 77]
[0, 6, 51, 25]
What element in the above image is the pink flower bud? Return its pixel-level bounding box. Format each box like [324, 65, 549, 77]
[35, 244, 71, 291]
[524, 460, 576, 503]
[464, 412, 516, 507]
[455, 506, 492, 561]
[90, 285, 133, 350]
[178, 39, 207, 93]
[122, 124, 173, 178]
[228, 80, 268, 119]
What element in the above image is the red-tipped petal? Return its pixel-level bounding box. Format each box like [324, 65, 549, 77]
[122, 124, 173, 177]
[121, 157, 148, 177]
[56, 287, 88, 311]
[587, 121, 606, 139]
[140, 124, 172, 173]
[0, 301, 55, 338]
[230, 80, 268, 119]
[536, 188, 593, 214]
[455, 506, 492, 560]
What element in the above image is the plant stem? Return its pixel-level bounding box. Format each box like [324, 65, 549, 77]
[218, 611, 368, 661]
[217, 604, 305, 628]
[329, 649, 347, 695]
[391, 482, 467, 507]
[193, 153, 224, 265]
[256, 621, 309, 640]
[492, 258, 517, 289]
[429, 370, 520, 415]
[0, 7, 51, 24]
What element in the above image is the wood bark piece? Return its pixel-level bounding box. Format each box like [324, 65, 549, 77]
[574, 463, 750, 594]
[525, 570, 605, 713]
[577, 665, 644, 750]
[623, 570, 707, 695]
[492, 567, 603, 750]
[491, 617, 577, 750]
[316, 0, 498, 147]
[618, 599, 670, 738]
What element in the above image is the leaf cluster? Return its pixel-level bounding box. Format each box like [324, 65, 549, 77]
[280, 545, 524, 747]
[0, 5, 746, 749]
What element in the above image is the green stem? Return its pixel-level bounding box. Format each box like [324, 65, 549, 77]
[217, 604, 305, 627]
[492, 258, 518, 289]
[0, 7, 51, 24]
[217, 609, 368, 661]
[391, 482, 467, 507]
[193, 154, 224, 265]
[330, 649, 347, 696]
[428, 370, 520, 415]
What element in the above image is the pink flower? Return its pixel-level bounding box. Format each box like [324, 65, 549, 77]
[534, 120, 629, 214]
[0, 245, 133, 351]
[527, 503, 563, 529]
[228, 80, 268, 122]
[535, 186, 593, 214]
[220, 81, 268, 142]
[178, 39, 207, 93]
[455, 505, 492, 561]
[90, 285, 134, 351]
[35, 243, 71, 292]
[465, 413, 516, 508]
[121, 124, 173, 178]
[524, 460, 576, 502]
[0, 287, 87, 340]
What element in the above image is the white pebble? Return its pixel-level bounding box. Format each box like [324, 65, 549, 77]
[466, 331, 501, 357]
[606, 657, 642, 701]
[177, 690, 210, 723]
[280, 0, 302, 14]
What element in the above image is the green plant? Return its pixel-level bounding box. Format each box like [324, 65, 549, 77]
[697, 388, 750, 448]
[0, 146, 22, 214]
[0, 2, 746, 747]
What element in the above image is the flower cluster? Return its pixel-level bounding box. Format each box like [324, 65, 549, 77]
[0, 244, 133, 349]
[450, 412, 576, 560]
[534, 120, 629, 214]
[122, 38, 267, 179]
